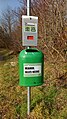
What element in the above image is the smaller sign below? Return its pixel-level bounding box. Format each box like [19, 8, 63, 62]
[24, 63, 42, 77]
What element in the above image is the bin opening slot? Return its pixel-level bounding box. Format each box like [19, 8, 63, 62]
[26, 49, 39, 52]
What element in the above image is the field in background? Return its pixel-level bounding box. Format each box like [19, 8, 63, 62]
[0, 49, 67, 119]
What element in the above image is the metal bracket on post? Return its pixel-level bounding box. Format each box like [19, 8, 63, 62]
[27, 0, 31, 116]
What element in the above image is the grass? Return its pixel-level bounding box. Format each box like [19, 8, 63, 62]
[0, 49, 67, 119]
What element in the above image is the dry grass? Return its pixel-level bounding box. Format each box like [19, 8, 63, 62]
[0, 49, 67, 119]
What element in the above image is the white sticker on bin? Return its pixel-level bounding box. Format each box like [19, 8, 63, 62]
[24, 63, 42, 77]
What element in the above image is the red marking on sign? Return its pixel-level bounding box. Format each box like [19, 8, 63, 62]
[27, 36, 34, 40]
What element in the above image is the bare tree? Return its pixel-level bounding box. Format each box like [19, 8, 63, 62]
[0, 6, 22, 52]
[1, 6, 17, 36]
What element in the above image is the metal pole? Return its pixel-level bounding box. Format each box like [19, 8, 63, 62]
[27, 87, 31, 115]
[27, 0, 31, 16]
[27, 0, 31, 116]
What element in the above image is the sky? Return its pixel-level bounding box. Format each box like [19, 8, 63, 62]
[0, 0, 20, 16]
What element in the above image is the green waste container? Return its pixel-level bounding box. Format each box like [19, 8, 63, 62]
[19, 48, 44, 86]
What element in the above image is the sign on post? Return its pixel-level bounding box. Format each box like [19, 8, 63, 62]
[22, 15, 38, 46]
